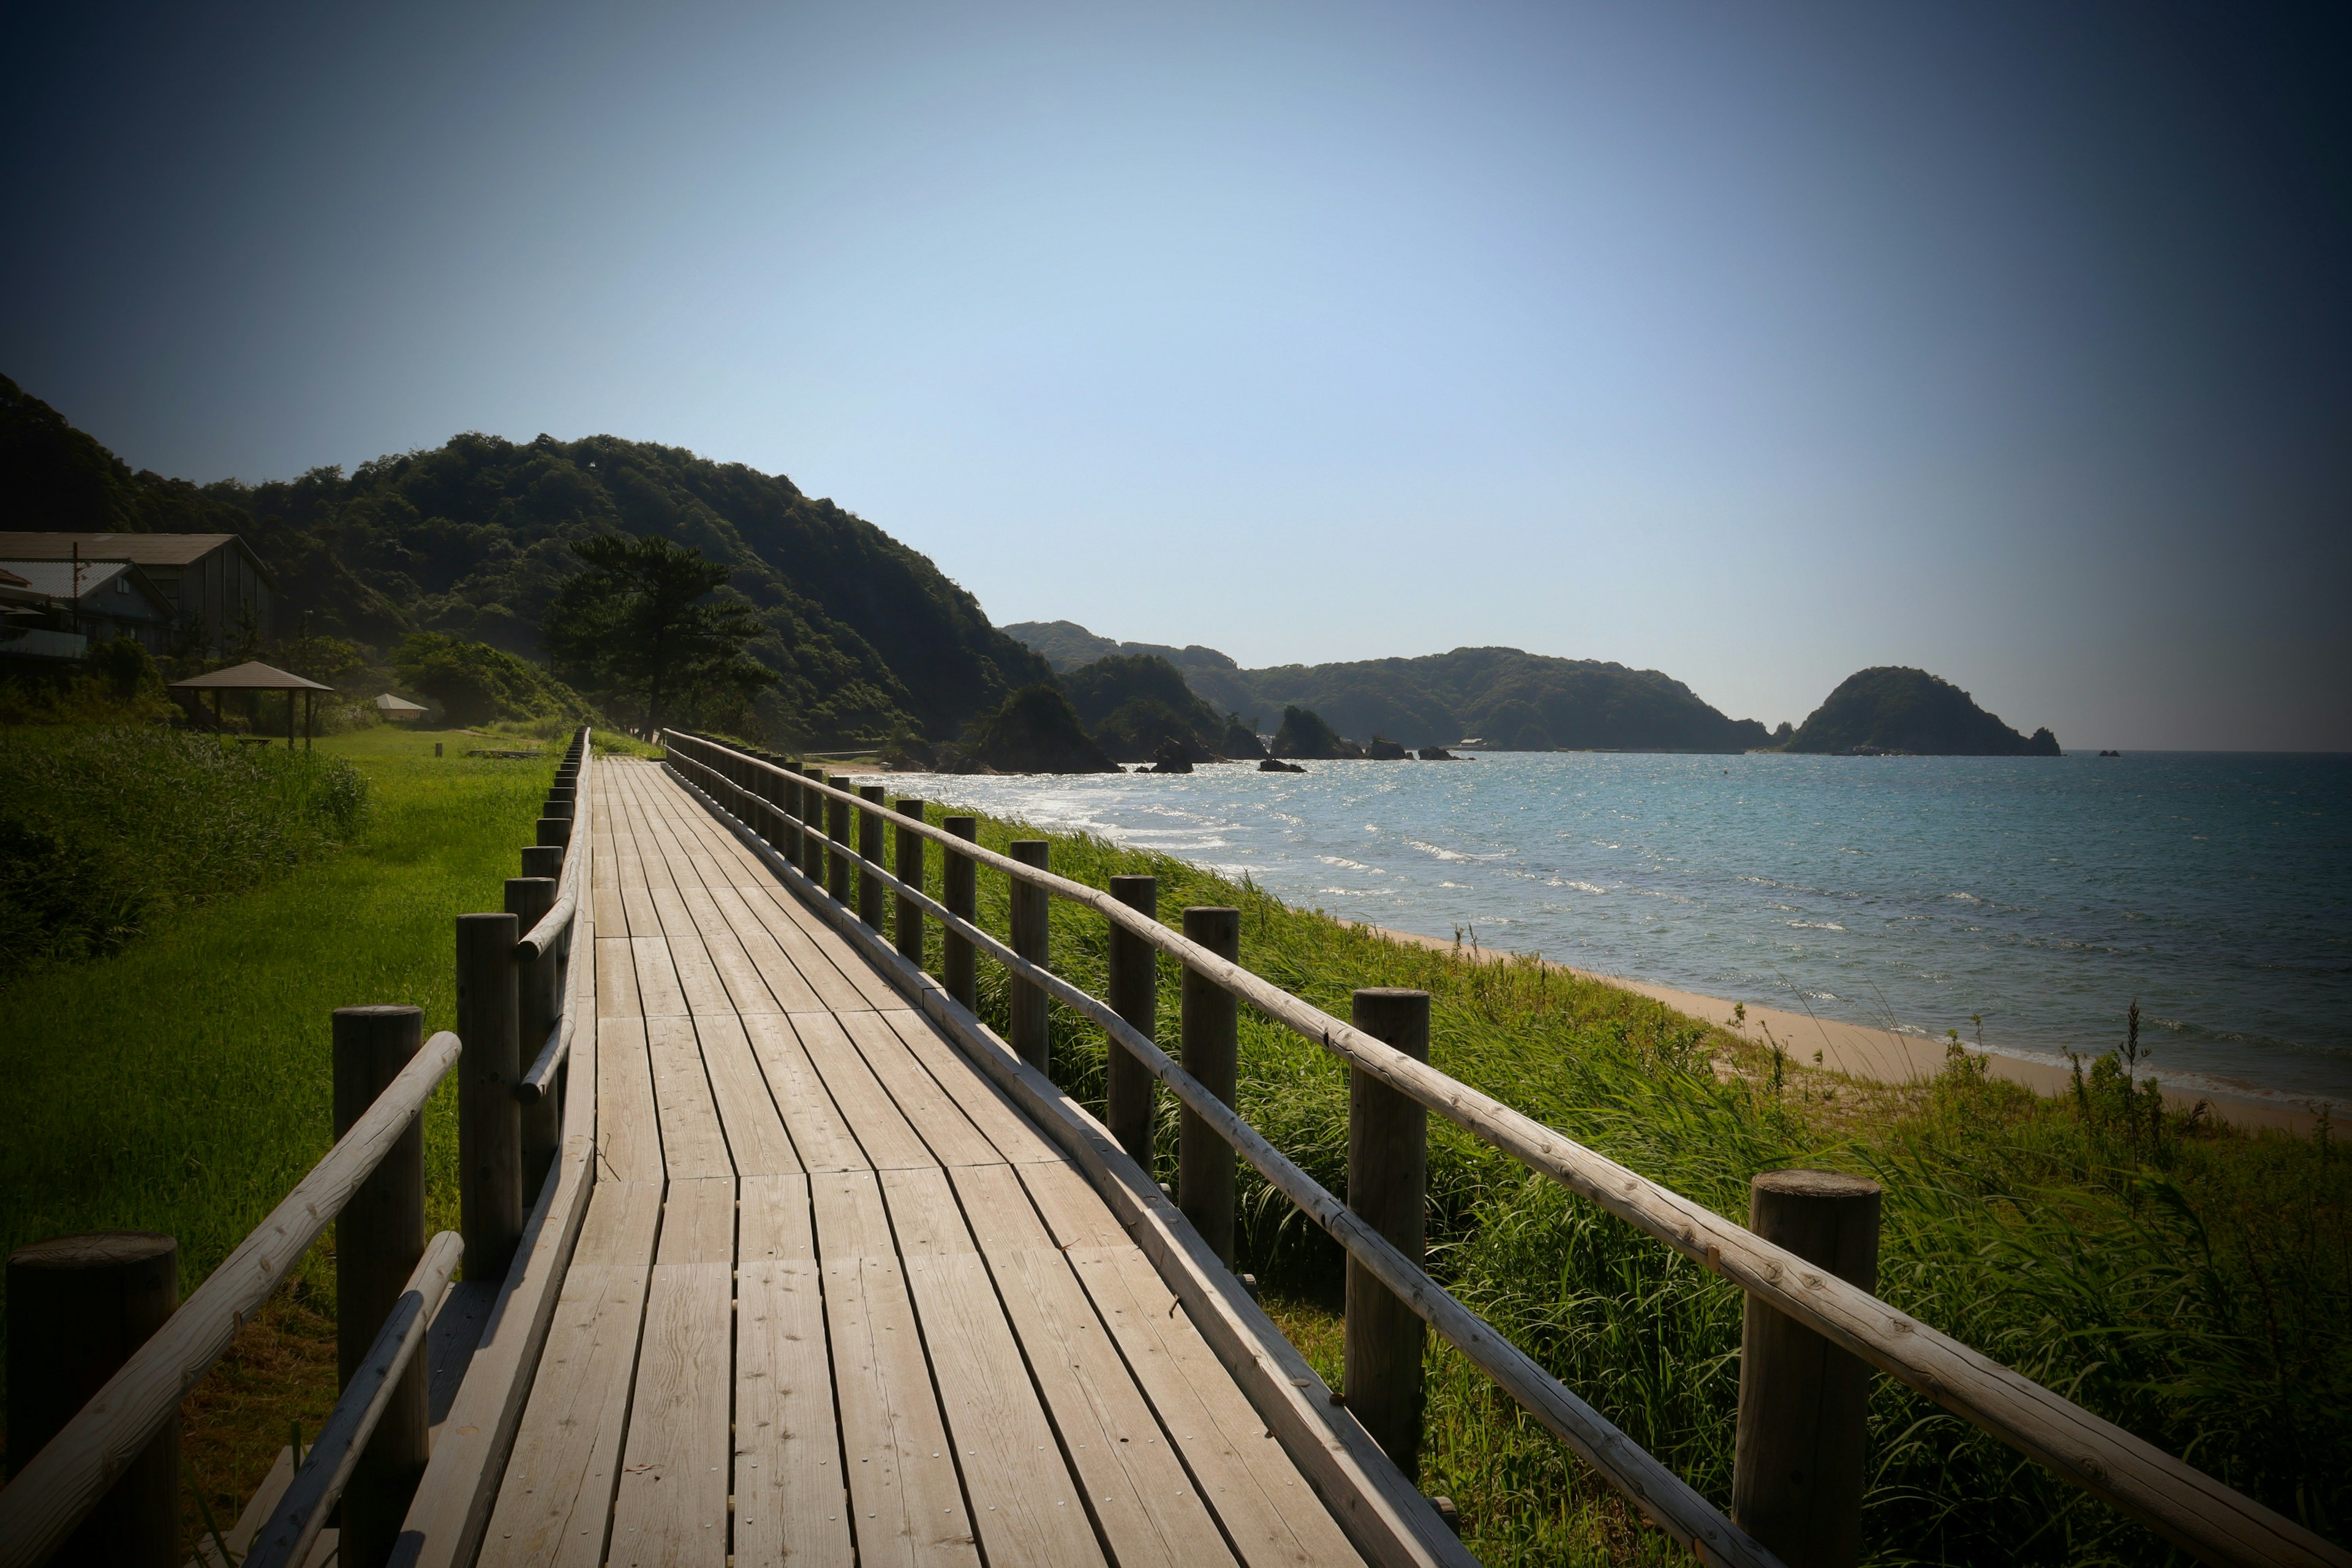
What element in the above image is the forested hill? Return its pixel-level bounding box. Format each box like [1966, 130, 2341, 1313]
[1003, 621, 1771, 752]
[1, 375, 1052, 741]
[1784, 666, 2060, 755]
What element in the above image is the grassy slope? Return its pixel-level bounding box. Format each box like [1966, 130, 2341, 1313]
[0, 727, 556, 1542]
[901, 804, 2348, 1567]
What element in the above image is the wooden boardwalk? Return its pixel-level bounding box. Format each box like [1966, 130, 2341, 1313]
[478, 759, 1365, 1568]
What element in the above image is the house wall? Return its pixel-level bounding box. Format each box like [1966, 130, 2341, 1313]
[146, 544, 273, 652]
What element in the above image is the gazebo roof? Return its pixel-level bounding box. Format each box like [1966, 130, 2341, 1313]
[374, 692, 427, 715]
[168, 660, 334, 693]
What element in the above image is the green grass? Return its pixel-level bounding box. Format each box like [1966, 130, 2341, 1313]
[890, 801, 2350, 1567]
[0, 726, 568, 1536]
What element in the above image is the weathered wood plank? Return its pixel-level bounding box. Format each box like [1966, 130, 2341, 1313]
[743, 1014, 869, 1174]
[791, 1012, 940, 1172]
[594, 1019, 663, 1185]
[477, 1182, 663, 1568]
[644, 1017, 733, 1182]
[950, 1163, 1237, 1568]
[752, 881, 906, 1010]
[725, 884, 876, 1013]
[701, 884, 826, 1013]
[695, 1011, 801, 1177]
[631, 937, 690, 1019]
[882, 1009, 1066, 1167]
[841, 1011, 1004, 1169]
[881, 1166, 1106, 1568]
[594, 937, 641, 1020]
[736, 1175, 854, 1568]
[608, 1178, 734, 1565]
[810, 1171, 980, 1568]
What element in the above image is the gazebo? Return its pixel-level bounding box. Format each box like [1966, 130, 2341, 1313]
[373, 692, 427, 722]
[168, 661, 335, 750]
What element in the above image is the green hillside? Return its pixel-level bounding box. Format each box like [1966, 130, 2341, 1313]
[1784, 666, 2061, 755]
[1003, 622, 1770, 752]
[2, 376, 1052, 743]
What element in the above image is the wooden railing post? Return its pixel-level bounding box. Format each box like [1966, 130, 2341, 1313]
[1106, 875, 1158, 1168]
[894, 799, 926, 967]
[332, 1005, 428, 1568]
[825, 774, 853, 903]
[943, 816, 978, 1009]
[1733, 1170, 1883, 1568]
[455, 911, 522, 1280]
[801, 767, 827, 881]
[5, 1234, 179, 1567]
[535, 815, 570, 851]
[505, 876, 560, 1202]
[1346, 986, 1430, 1480]
[1179, 907, 1241, 1266]
[1008, 840, 1051, 1072]
[521, 844, 562, 882]
[857, 783, 887, 928]
[779, 763, 804, 865]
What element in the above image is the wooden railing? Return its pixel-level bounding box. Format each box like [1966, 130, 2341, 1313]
[0, 728, 595, 1568]
[663, 728, 2348, 1568]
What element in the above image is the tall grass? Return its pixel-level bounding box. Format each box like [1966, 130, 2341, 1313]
[0, 728, 369, 979]
[910, 805, 2348, 1566]
[0, 726, 563, 1540]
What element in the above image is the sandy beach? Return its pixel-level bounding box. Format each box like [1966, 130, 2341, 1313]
[1368, 923, 2321, 1135]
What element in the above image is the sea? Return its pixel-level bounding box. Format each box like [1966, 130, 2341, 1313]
[882, 751, 2352, 1107]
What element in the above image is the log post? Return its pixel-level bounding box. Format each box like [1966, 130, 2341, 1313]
[1178, 906, 1240, 1267]
[1346, 986, 1430, 1480]
[779, 764, 804, 864]
[505, 876, 560, 1202]
[521, 845, 563, 882]
[1106, 875, 1158, 1168]
[858, 783, 887, 929]
[1008, 840, 1051, 1072]
[894, 799, 926, 967]
[1733, 1170, 1883, 1568]
[333, 1005, 428, 1568]
[801, 767, 827, 881]
[825, 774, 853, 903]
[455, 911, 522, 1280]
[535, 816, 570, 850]
[943, 816, 978, 1009]
[5, 1234, 179, 1567]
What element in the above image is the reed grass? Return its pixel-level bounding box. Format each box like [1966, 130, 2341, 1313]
[913, 805, 2350, 1566]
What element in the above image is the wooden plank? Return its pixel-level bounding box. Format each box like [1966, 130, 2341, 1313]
[477, 1182, 663, 1568]
[676, 886, 786, 1014]
[841, 1011, 1005, 1168]
[620, 884, 662, 935]
[592, 884, 629, 937]
[695, 1012, 801, 1177]
[736, 1176, 854, 1568]
[595, 937, 641, 1020]
[743, 1015, 870, 1174]
[752, 882, 905, 1010]
[701, 884, 826, 1012]
[949, 1164, 1237, 1568]
[883, 1010, 1067, 1167]
[1012, 1163, 1366, 1567]
[810, 1171, 981, 1568]
[646, 1016, 733, 1182]
[791, 1012, 940, 1173]
[595, 1019, 663, 1185]
[722, 884, 876, 1013]
[881, 1166, 1106, 1568]
[608, 1178, 734, 1566]
[631, 937, 689, 1018]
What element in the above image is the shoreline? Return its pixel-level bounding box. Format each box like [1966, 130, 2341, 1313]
[1365, 922, 2324, 1136]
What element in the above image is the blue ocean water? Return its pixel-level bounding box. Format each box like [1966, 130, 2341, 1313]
[886, 752, 2352, 1106]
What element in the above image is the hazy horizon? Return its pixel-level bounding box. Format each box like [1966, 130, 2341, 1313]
[5, 1, 2346, 750]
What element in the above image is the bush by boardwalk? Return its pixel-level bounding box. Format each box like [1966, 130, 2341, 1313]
[0, 729, 369, 981]
[915, 807, 2348, 1566]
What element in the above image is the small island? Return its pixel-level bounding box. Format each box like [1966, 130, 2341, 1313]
[1779, 667, 2060, 756]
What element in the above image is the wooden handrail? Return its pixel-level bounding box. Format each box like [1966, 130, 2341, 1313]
[243, 1229, 464, 1568]
[0, 1031, 462, 1568]
[516, 737, 594, 964]
[666, 728, 2352, 1568]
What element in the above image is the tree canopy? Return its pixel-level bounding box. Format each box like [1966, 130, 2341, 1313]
[541, 533, 777, 734]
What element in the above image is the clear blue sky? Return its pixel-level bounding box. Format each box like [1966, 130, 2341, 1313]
[5, 1, 2346, 747]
